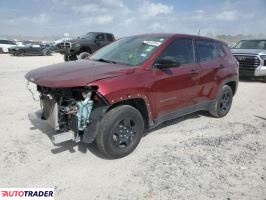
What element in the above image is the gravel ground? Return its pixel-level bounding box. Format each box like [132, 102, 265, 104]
[0, 53, 265, 200]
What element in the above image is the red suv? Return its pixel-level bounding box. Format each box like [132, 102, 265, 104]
[25, 34, 238, 159]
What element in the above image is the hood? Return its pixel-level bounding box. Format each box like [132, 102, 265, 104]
[69, 38, 93, 44]
[231, 48, 266, 55]
[25, 60, 135, 88]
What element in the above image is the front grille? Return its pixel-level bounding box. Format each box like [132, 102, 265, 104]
[57, 42, 71, 49]
[233, 55, 260, 72]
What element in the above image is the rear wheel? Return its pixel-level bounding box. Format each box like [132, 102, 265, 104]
[96, 105, 144, 159]
[263, 76, 266, 83]
[209, 85, 233, 118]
[18, 50, 25, 56]
[43, 50, 52, 56]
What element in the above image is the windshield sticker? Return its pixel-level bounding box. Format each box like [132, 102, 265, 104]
[140, 53, 147, 57]
[159, 38, 165, 41]
[146, 47, 154, 52]
[143, 40, 162, 46]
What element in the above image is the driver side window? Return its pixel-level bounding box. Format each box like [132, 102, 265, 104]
[158, 39, 195, 65]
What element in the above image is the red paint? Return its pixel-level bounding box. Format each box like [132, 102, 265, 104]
[25, 34, 238, 122]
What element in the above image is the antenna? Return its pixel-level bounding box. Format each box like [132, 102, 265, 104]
[198, 28, 201, 36]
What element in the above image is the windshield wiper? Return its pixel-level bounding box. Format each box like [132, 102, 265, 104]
[95, 58, 117, 64]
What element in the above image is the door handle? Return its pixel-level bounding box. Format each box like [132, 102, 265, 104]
[190, 69, 199, 74]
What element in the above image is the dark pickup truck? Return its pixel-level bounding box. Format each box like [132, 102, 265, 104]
[56, 32, 115, 61]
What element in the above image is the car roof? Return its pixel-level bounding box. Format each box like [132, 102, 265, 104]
[87, 32, 113, 35]
[125, 33, 226, 44]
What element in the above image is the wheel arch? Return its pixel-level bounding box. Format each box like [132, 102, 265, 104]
[224, 80, 237, 95]
[79, 46, 92, 54]
[107, 98, 150, 129]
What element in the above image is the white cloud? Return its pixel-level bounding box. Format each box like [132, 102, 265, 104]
[1, 0, 266, 37]
[73, 4, 106, 13]
[139, 2, 173, 17]
[82, 15, 113, 25]
[215, 10, 238, 21]
[32, 13, 49, 23]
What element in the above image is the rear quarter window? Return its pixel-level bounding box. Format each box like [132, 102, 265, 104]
[106, 34, 114, 41]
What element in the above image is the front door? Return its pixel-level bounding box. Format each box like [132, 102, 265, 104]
[152, 38, 201, 118]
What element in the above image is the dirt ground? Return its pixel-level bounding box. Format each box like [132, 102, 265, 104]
[0, 53, 265, 200]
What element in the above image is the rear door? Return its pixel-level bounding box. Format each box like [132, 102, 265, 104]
[195, 39, 227, 102]
[152, 38, 201, 118]
[95, 34, 109, 49]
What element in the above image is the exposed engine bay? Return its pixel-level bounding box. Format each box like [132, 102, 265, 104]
[32, 84, 109, 144]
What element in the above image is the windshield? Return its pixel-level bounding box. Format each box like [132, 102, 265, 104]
[234, 40, 266, 50]
[90, 36, 168, 66]
[79, 32, 96, 40]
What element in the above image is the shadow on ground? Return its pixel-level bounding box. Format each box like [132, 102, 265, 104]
[239, 77, 265, 83]
[28, 109, 208, 159]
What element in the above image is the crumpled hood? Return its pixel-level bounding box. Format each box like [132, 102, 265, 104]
[25, 60, 135, 88]
[231, 48, 266, 55]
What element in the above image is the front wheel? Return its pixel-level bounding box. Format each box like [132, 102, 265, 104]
[63, 54, 69, 61]
[78, 52, 90, 59]
[96, 105, 144, 159]
[209, 85, 233, 118]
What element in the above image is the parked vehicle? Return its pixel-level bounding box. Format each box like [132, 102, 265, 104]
[25, 33, 238, 159]
[56, 32, 115, 61]
[231, 39, 266, 82]
[0, 39, 16, 53]
[9, 44, 52, 56]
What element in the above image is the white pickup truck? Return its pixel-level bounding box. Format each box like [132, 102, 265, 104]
[231, 39, 266, 82]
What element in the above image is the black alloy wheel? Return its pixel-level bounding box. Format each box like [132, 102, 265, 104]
[96, 105, 144, 159]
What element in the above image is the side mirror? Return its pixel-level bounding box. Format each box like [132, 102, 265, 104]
[154, 57, 180, 69]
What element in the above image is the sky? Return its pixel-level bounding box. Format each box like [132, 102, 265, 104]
[0, 0, 266, 38]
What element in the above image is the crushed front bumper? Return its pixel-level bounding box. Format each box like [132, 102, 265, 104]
[41, 95, 76, 144]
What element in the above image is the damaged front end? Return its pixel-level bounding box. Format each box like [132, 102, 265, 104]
[32, 84, 109, 144]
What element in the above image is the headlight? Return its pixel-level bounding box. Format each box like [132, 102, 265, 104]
[72, 43, 80, 48]
[260, 55, 266, 60]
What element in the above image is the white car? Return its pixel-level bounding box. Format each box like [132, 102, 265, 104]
[53, 37, 73, 45]
[0, 39, 16, 53]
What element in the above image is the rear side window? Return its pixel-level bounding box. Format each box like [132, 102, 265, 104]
[106, 34, 114, 41]
[159, 39, 195, 65]
[196, 40, 219, 63]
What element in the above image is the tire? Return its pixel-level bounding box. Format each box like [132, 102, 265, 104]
[96, 105, 144, 159]
[18, 50, 25, 56]
[64, 54, 69, 62]
[263, 76, 266, 83]
[209, 85, 233, 118]
[78, 52, 90, 59]
[44, 50, 52, 56]
[69, 54, 78, 61]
